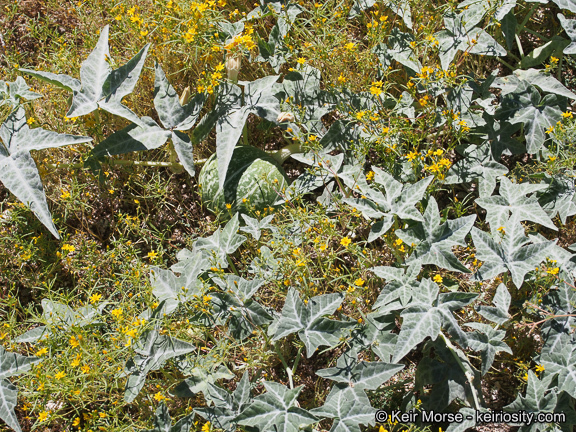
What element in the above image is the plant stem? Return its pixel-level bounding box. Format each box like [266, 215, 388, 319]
[271, 143, 304, 164]
[438, 332, 481, 411]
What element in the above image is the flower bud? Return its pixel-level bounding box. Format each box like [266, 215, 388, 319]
[226, 55, 242, 82]
[179, 86, 191, 106]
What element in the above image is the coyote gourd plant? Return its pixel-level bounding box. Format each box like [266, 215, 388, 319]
[6, 0, 576, 430]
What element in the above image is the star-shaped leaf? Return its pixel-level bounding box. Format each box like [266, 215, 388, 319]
[538, 171, 576, 224]
[476, 176, 557, 233]
[435, 10, 505, 70]
[235, 381, 318, 432]
[476, 283, 511, 325]
[540, 344, 576, 399]
[193, 213, 247, 269]
[444, 144, 508, 197]
[472, 215, 557, 288]
[371, 262, 422, 307]
[272, 288, 354, 357]
[316, 348, 404, 390]
[396, 197, 476, 272]
[393, 280, 478, 362]
[215, 75, 281, 189]
[0, 107, 91, 238]
[124, 330, 196, 403]
[195, 372, 252, 432]
[344, 169, 432, 242]
[506, 370, 557, 413]
[465, 322, 512, 375]
[311, 384, 376, 432]
[21, 25, 148, 124]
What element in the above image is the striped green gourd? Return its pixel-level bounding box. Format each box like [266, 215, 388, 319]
[198, 145, 290, 216]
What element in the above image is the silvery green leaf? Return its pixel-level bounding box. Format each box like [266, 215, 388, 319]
[195, 372, 252, 432]
[444, 144, 508, 197]
[310, 384, 376, 432]
[171, 131, 195, 177]
[99, 43, 150, 125]
[19, 69, 81, 93]
[194, 213, 247, 268]
[174, 364, 234, 398]
[552, 0, 576, 13]
[316, 348, 404, 390]
[457, 0, 490, 28]
[41, 298, 104, 329]
[509, 100, 563, 154]
[1, 108, 91, 153]
[495, 0, 518, 20]
[0, 76, 41, 108]
[476, 176, 556, 233]
[249, 246, 282, 280]
[341, 197, 385, 219]
[67, 25, 112, 117]
[393, 284, 477, 362]
[153, 62, 205, 131]
[559, 13, 576, 54]
[0, 107, 91, 238]
[13, 326, 49, 343]
[435, 11, 505, 70]
[144, 402, 194, 432]
[215, 76, 280, 190]
[348, 0, 377, 18]
[514, 68, 576, 100]
[124, 330, 196, 402]
[538, 172, 576, 224]
[272, 288, 353, 357]
[472, 215, 556, 288]
[90, 117, 170, 158]
[378, 29, 421, 73]
[520, 36, 570, 69]
[505, 371, 558, 416]
[0, 347, 42, 432]
[149, 267, 203, 316]
[397, 197, 475, 273]
[371, 263, 422, 307]
[235, 382, 318, 432]
[240, 214, 276, 241]
[476, 283, 511, 324]
[0, 151, 59, 238]
[476, 114, 524, 159]
[256, 24, 290, 73]
[465, 323, 512, 375]
[393, 305, 442, 362]
[540, 344, 576, 399]
[213, 274, 265, 302]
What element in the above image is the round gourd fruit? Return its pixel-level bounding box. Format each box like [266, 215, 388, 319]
[198, 145, 289, 216]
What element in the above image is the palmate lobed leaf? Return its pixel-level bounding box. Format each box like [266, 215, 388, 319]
[397, 197, 475, 273]
[124, 330, 196, 403]
[235, 381, 318, 432]
[272, 288, 354, 357]
[471, 214, 556, 288]
[311, 384, 375, 432]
